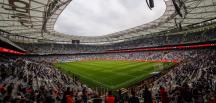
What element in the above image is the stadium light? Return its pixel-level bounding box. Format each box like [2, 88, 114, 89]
[146, 0, 154, 10]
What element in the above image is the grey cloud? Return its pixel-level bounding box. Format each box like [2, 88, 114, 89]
[54, 0, 166, 36]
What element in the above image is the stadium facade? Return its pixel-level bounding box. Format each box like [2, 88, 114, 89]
[1, 0, 216, 102]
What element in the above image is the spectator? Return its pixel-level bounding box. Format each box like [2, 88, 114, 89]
[143, 86, 153, 103]
[181, 83, 193, 103]
[66, 91, 74, 103]
[92, 92, 102, 103]
[116, 90, 124, 103]
[105, 91, 115, 103]
[160, 86, 169, 103]
[128, 90, 139, 103]
[82, 88, 88, 103]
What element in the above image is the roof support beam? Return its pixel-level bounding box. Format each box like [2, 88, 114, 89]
[0, 3, 45, 13]
[0, 20, 43, 22]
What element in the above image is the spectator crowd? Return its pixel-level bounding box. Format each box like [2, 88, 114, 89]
[1, 48, 216, 103]
[17, 28, 216, 55]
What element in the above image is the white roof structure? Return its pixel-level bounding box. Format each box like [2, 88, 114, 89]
[0, 0, 216, 44]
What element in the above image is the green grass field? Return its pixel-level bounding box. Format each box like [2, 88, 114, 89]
[55, 60, 174, 90]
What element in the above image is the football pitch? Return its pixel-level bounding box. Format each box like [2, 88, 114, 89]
[55, 60, 174, 90]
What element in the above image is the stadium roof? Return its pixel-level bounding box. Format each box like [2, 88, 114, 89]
[0, 0, 216, 44]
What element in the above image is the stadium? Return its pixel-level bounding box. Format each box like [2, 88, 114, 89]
[0, 0, 216, 103]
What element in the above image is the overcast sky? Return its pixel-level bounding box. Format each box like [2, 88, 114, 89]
[54, 0, 166, 36]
